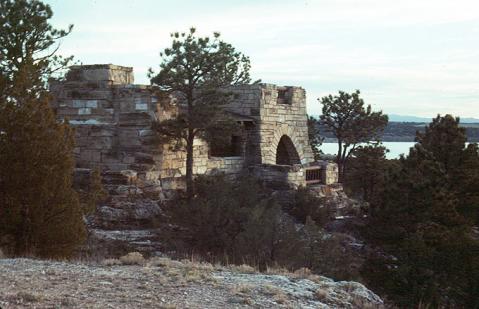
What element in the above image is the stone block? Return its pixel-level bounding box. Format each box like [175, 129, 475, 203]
[78, 108, 91, 115]
[86, 100, 98, 108]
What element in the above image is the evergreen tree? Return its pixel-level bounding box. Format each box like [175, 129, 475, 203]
[0, 96, 85, 257]
[150, 28, 251, 198]
[0, 0, 84, 258]
[454, 143, 479, 224]
[0, 0, 73, 101]
[318, 90, 388, 181]
[416, 114, 466, 174]
[344, 144, 393, 208]
[307, 116, 323, 160]
[417, 115, 479, 225]
[363, 143, 479, 307]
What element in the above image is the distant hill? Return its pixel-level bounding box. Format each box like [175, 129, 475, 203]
[317, 121, 479, 143]
[388, 114, 479, 124]
[311, 114, 479, 124]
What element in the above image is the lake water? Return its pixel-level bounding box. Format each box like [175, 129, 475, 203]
[320, 142, 415, 160]
[320, 142, 475, 159]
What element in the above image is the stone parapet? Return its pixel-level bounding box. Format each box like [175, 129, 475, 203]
[66, 64, 134, 85]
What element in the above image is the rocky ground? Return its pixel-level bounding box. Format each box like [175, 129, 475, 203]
[0, 256, 383, 309]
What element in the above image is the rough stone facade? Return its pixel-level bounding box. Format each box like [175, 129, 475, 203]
[50, 64, 338, 191]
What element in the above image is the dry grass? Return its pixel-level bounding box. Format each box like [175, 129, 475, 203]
[229, 264, 256, 274]
[149, 257, 183, 268]
[149, 257, 216, 284]
[292, 267, 312, 278]
[305, 274, 325, 284]
[231, 283, 253, 296]
[60, 297, 75, 307]
[273, 292, 289, 304]
[342, 281, 358, 292]
[315, 288, 329, 301]
[261, 284, 289, 305]
[351, 295, 383, 309]
[15, 291, 43, 303]
[265, 266, 290, 276]
[119, 252, 145, 265]
[182, 267, 214, 283]
[102, 258, 121, 266]
[183, 260, 214, 272]
[261, 284, 283, 296]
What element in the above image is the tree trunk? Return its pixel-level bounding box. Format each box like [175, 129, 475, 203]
[337, 139, 344, 182]
[186, 129, 194, 200]
[17, 201, 32, 255]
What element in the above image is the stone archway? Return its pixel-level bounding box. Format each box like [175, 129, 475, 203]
[275, 135, 301, 165]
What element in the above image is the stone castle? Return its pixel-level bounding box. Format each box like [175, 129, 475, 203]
[50, 64, 338, 193]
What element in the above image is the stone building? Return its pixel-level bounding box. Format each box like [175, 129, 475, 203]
[50, 64, 338, 192]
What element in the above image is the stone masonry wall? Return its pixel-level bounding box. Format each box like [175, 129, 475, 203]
[51, 64, 336, 190]
[225, 84, 315, 166]
[50, 64, 245, 185]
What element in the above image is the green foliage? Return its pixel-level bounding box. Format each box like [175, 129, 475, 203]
[149, 28, 251, 198]
[0, 0, 84, 258]
[0, 97, 86, 258]
[302, 217, 323, 269]
[163, 175, 293, 265]
[164, 175, 259, 255]
[454, 143, 479, 224]
[362, 116, 479, 307]
[344, 144, 398, 208]
[416, 114, 467, 174]
[286, 187, 331, 226]
[163, 175, 363, 280]
[319, 90, 388, 180]
[415, 115, 479, 225]
[0, 0, 73, 101]
[78, 169, 107, 215]
[307, 116, 323, 160]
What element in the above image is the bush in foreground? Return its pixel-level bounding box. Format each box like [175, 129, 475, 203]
[162, 174, 361, 279]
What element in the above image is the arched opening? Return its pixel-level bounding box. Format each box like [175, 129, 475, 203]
[275, 135, 301, 165]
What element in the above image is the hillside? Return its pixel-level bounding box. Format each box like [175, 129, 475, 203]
[320, 122, 479, 142]
[0, 256, 384, 308]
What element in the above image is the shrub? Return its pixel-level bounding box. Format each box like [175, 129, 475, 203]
[286, 187, 331, 226]
[119, 252, 145, 265]
[102, 258, 121, 266]
[0, 0, 84, 259]
[162, 174, 361, 281]
[315, 288, 329, 301]
[230, 264, 256, 274]
[163, 175, 264, 256]
[0, 98, 86, 258]
[163, 174, 302, 267]
[293, 267, 312, 278]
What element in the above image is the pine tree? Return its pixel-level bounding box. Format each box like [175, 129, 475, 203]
[454, 143, 479, 224]
[415, 114, 466, 174]
[363, 142, 479, 307]
[0, 0, 73, 101]
[0, 0, 84, 258]
[149, 28, 251, 198]
[307, 116, 323, 160]
[344, 144, 391, 207]
[318, 90, 388, 181]
[0, 96, 85, 257]
[416, 115, 479, 224]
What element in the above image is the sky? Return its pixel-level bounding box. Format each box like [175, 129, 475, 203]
[44, 0, 479, 118]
